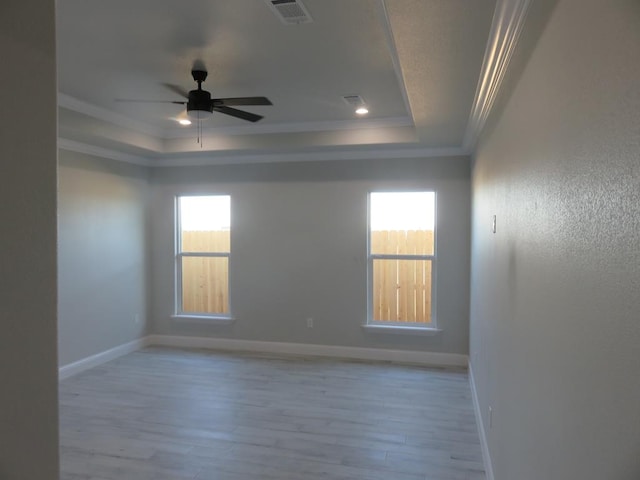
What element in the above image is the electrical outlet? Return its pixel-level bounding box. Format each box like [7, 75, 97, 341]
[134, 314, 140, 324]
[306, 317, 313, 328]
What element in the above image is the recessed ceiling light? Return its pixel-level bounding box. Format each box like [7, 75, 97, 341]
[178, 119, 192, 126]
[355, 107, 369, 115]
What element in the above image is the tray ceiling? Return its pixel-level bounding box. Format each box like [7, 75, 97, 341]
[56, 0, 500, 165]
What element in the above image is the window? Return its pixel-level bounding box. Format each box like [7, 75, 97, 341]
[176, 195, 231, 317]
[368, 192, 436, 328]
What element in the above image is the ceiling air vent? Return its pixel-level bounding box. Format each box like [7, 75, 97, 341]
[342, 95, 366, 107]
[266, 0, 313, 25]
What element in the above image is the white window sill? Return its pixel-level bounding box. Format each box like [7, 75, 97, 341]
[361, 324, 442, 336]
[171, 314, 235, 325]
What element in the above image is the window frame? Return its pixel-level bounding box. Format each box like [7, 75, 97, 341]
[365, 191, 439, 333]
[173, 194, 233, 321]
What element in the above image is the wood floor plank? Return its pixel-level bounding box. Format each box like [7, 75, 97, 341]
[59, 347, 485, 480]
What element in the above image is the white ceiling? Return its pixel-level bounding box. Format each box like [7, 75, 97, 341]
[56, 0, 501, 165]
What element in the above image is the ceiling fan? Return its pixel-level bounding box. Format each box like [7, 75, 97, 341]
[117, 69, 272, 123]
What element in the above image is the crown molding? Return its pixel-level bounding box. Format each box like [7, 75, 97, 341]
[59, 92, 414, 141]
[58, 138, 152, 167]
[59, 137, 465, 168]
[151, 146, 467, 168]
[162, 115, 414, 138]
[58, 93, 162, 138]
[463, 0, 532, 151]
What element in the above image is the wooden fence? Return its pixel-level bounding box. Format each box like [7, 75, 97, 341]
[181, 229, 433, 322]
[181, 230, 229, 314]
[371, 229, 433, 323]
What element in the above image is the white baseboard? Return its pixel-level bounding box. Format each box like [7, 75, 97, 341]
[58, 337, 151, 380]
[59, 335, 468, 381]
[469, 362, 495, 480]
[147, 334, 469, 368]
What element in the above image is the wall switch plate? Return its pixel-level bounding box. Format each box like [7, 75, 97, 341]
[306, 318, 313, 328]
[489, 406, 493, 429]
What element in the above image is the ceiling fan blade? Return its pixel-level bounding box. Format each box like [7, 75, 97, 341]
[213, 106, 264, 122]
[162, 83, 190, 99]
[115, 99, 186, 104]
[215, 97, 273, 106]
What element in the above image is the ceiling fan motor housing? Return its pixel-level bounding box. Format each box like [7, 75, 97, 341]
[119, 68, 268, 122]
[187, 89, 214, 118]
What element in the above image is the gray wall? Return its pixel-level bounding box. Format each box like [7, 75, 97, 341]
[58, 150, 149, 366]
[470, 1, 640, 479]
[0, 1, 59, 478]
[150, 157, 471, 354]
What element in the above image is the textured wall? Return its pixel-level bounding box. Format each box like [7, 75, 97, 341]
[470, 0, 640, 479]
[150, 157, 471, 355]
[0, 1, 59, 478]
[58, 150, 149, 366]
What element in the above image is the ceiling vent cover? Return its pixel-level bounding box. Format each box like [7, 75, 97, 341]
[342, 95, 366, 107]
[266, 0, 313, 25]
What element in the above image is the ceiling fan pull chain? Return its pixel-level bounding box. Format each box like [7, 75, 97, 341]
[196, 117, 203, 148]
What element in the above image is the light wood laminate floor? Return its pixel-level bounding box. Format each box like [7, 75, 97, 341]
[59, 347, 485, 480]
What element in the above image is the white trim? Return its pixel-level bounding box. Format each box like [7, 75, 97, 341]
[147, 334, 468, 367]
[58, 93, 162, 137]
[58, 138, 152, 167]
[469, 362, 495, 480]
[361, 324, 442, 336]
[152, 146, 467, 167]
[171, 315, 235, 324]
[163, 116, 414, 138]
[58, 337, 151, 380]
[58, 139, 466, 168]
[463, 0, 532, 151]
[366, 191, 438, 330]
[59, 92, 413, 140]
[57, 334, 469, 381]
